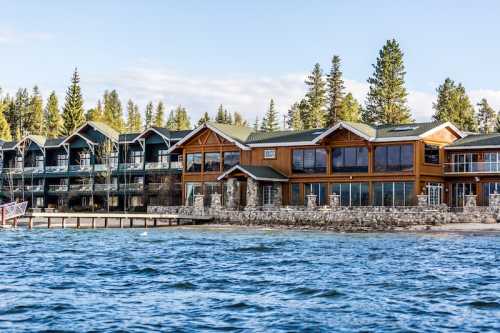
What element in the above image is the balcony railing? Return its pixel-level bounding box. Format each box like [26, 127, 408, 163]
[147, 183, 165, 191]
[94, 164, 118, 172]
[23, 166, 44, 174]
[170, 161, 183, 170]
[25, 185, 44, 192]
[94, 183, 118, 191]
[3, 168, 23, 174]
[48, 184, 68, 192]
[119, 163, 143, 171]
[119, 183, 144, 191]
[69, 184, 93, 192]
[444, 162, 500, 174]
[145, 162, 170, 170]
[46, 165, 68, 173]
[68, 165, 92, 172]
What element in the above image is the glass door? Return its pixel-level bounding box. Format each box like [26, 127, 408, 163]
[427, 183, 442, 205]
[451, 183, 475, 207]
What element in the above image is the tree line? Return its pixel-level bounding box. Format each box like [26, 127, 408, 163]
[282, 38, 500, 134]
[0, 69, 194, 141]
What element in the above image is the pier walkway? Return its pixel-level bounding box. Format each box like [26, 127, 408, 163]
[17, 212, 213, 229]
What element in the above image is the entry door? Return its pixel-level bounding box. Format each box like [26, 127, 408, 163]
[239, 181, 247, 208]
[427, 183, 442, 205]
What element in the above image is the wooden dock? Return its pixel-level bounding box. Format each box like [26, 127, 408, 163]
[19, 212, 213, 229]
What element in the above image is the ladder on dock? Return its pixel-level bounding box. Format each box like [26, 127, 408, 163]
[0, 201, 28, 227]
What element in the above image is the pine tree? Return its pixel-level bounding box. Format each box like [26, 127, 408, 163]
[166, 110, 176, 130]
[85, 99, 104, 122]
[253, 116, 259, 131]
[126, 99, 142, 132]
[337, 93, 361, 122]
[261, 99, 279, 132]
[287, 102, 304, 130]
[27, 86, 45, 135]
[432, 78, 477, 132]
[10, 88, 30, 139]
[197, 112, 210, 126]
[0, 97, 11, 141]
[224, 109, 233, 125]
[476, 98, 496, 134]
[233, 112, 247, 127]
[326, 55, 345, 126]
[103, 89, 124, 132]
[303, 63, 327, 129]
[153, 101, 165, 127]
[215, 104, 226, 123]
[144, 101, 153, 129]
[363, 39, 412, 124]
[62, 68, 85, 135]
[174, 106, 191, 130]
[44, 91, 63, 138]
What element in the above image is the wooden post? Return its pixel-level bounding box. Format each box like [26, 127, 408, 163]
[12, 217, 17, 228]
[77, 217, 81, 229]
[104, 217, 108, 228]
[28, 216, 33, 229]
[176, 218, 179, 225]
[144, 218, 147, 228]
[153, 218, 157, 227]
[129, 218, 133, 228]
[119, 217, 123, 228]
[47, 217, 51, 229]
[91, 217, 96, 229]
[1, 207, 5, 226]
[168, 219, 172, 226]
[61, 217, 65, 229]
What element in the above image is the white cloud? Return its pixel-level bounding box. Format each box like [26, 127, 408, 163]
[0, 27, 53, 44]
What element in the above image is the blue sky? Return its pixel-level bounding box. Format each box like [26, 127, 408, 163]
[1, 0, 500, 123]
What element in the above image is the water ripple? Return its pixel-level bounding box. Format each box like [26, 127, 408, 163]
[0, 228, 498, 332]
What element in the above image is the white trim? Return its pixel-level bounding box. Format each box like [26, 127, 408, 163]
[418, 122, 465, 139]
[445, 145, 500, 150]
[312, 122, 373, 143]
[248, 141, 316, 147]
[61, 132, 96, 147]
[166, 123, 251, 154]
[371, 136, 420, 142]
[132, 127, 170, 143]
[60, 121, 118, 146]
[3, 135, 45, 151]
[216, 164, 288, 182]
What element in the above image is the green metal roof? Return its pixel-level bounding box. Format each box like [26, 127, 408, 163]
[208, 122, 254, 143]
[218, 164, 288, 181]
[246, 128, 326, 144]
[374, 121, 445, 138]
[447, 133, 500, 147]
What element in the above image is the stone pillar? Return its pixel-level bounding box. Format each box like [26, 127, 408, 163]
[489, 193, 500, 209]
[464, 194, 477, 213]
[417, 194, 428, 207]
[225, 178, 238, 209]
[329, 194, 340, 209]
[193, 194, 205, 216]
[246, 178, 259, 209]
[210, 193, 222, 210]
[272, 183, 282, 208]
[306, 194, 317, 210]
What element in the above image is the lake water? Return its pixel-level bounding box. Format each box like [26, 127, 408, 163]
[0, 227, 499, 332]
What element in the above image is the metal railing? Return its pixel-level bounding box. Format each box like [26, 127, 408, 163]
[119, 183, 144, 191]
[444, 162, 500, 174]
[147, 183, 165, 191]
[45, 165, 68, 173]
[68, 165, 92, 172]
[119, 163, 144, 171]
[94, 164, 118, 172]
[69, 184, 93, 192]
[94, 183, 118, 191]
[48, 184, 68, 192]
[145, 162, 170, 170]
[170, 161, 183, 170]
[2, 168, 23, 174]
[25, 185, 44, 192]
[23, 166, 44, 174]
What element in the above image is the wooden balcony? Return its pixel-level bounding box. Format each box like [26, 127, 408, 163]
[444, 162, 500, 175]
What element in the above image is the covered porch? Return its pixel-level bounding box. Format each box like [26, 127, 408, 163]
[217, 165, 288, 209]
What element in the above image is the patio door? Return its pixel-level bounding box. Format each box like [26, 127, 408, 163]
[426, 183, 442, 205]
[451, 183, 475, 207]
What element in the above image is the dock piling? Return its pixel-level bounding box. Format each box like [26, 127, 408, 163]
[77, 217, 81, 229]
[104, 217, 108, 228]
[62, 217, 65, 229]
[47, 217, 51, 229]
[28, 217, 33, 229]
[91, 217, 96, 229]
[119, 217, 123, 228]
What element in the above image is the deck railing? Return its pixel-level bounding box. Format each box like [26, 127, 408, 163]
[25, 185, 44, 192]
[145, 162, 170, 170]
[48, 184, 68, 192]
[94, 183, 118, 191]
[23, 166, 44, 174]
[119, 183, 144, 191]
[68, 165, 92, 172]
[3, 168, 23, 174]
[119, 163, 143, 171]
[444, 162, 500, 174]
[46, 165, 68, 173]
[69, 184, 93, 192]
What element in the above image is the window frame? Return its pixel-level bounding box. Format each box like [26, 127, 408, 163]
[223, 151, 240, 171]
[292, 148, 327, 174]
[185, 152, 202, 173]
[331, 146, 369, 173]
[204, 152, 221, 172]
[424, 144, 440, 164]
[264, 149, 276, 159]
[374, 144, 414, 172]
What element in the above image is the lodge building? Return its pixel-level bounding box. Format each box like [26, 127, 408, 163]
[1, 119, 500, 210]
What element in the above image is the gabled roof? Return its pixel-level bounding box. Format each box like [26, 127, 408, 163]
[217, 164, 288, 182]
[87, 121, 120, 141]
[445, 133, 500, 149]
[2, 135, 47, 150]
[167, 122, 252, 153]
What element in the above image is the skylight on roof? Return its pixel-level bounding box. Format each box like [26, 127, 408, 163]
[312, 131, 323, 135]
[391, 126, 419, 132]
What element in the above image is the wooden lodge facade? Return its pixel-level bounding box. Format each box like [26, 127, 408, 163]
[2, 119, 500, 210]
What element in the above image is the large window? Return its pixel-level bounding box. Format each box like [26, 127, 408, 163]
[451, 183, 476, 207]
[424, 144, 440, 164]
[79, 152, 91, 166]
[35, 155, 44, 168]
[292, 148, 327, 173]
[158, 149, 169, 163]
[223, 151, 240, 170]
[482, 182, 500, 206]
[332, 147, 368, 173]
[129, 150, 143, 165]
[373, 182, 415, 206]
[57, 154, 68, 167]
[185, 182, 202, 205]
[204, 152, 221, 172]
[484, 152, 500, 172]
[374, 145, 413, 172]
[263, 185, 273, 205]
[204, 182, 221, 206]
[304, 183, 327, 206]
[186, 153, 202, 172]
[290, 183, 301, 205]
[331, 183, 369, 206]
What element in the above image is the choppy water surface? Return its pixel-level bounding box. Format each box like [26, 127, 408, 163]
[0, 227, 498, 332]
